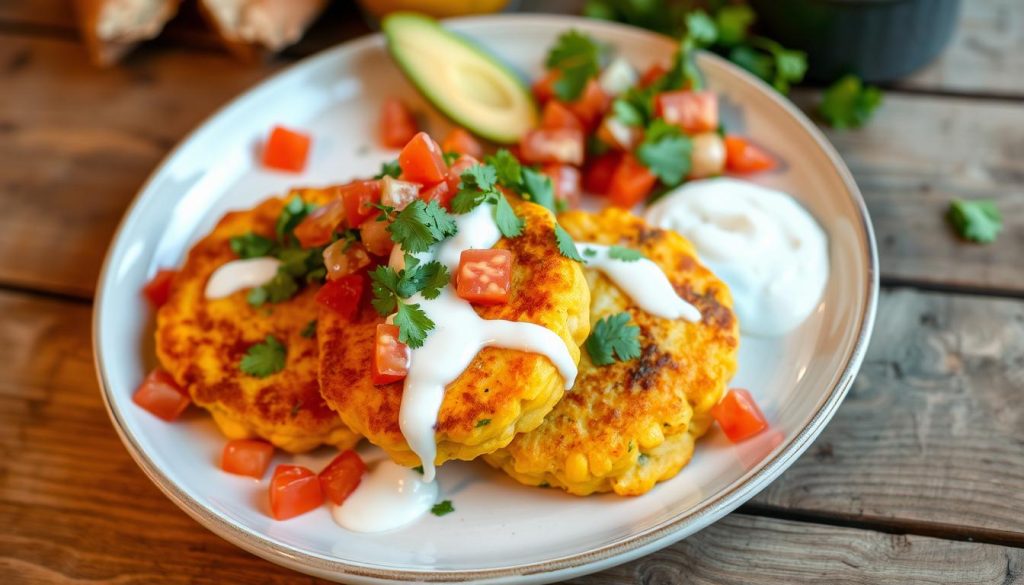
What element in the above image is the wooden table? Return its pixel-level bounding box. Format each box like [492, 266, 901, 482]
[2, 1, 1022, 583]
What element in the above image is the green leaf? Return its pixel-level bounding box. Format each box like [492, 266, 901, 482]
[462, 162, 498, 192]
[387, 199, 457, 253]
[636, 120, 692, 186]
[521, 168, 556, 214]
[728, 45, 774, 82]
[554, 224, 585, 262]
[820, 74, 883, 129]
[585, 312, 641, 366]
[300, 319, 317, 338]
[546, 29, 604, 101]
[442, 151, 461, 165]
[451, 189, 486, 214]
[230, 232, 276, 259]
[715, 5, 755, 46]
[612, 98, 645, 127]
[475, 418, 491, 428]
[608, 245, 643, 262]
[369, 265, 400, 315]
[948, 199, 1002, 243]
[247, 286, 268, 307]
[485, 150, 523, 186]
[685, 10, 717, 47]
[275, 196, 316, 245]
[493, 195, 525, 238]
[582, 0, 616, 21]
[406, 261, 450, 300]
[394, 301, 434, 349]
[430, 500, 455, 517]
[240, 335, 287, 378]
[773, 48, 808, 93]
[373, 159, 401, 179]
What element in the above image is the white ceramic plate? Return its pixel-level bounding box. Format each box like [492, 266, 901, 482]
[93, 14, 878, 585]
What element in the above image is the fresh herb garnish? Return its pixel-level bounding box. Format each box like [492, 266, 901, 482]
[820, 74, 883, 129]
[374, 159, 402, 179]
[369, 258, 450, 348]
[554, 224, 585, 263]
[493, 194, 525, 237]
[545, 29, 605, 101]
[412, 466, 424, 474]
[586, 312, 641, 366]
[582, 247, 598, 258]
[486, 149, 523, 186]
[608, 246, 643, 261]
[442, 151, 461, 165]
[230, 233, 276, 259]
[393, 302, 434, 349]
[240, 335, 287, 378]
[300, 319, 317, 338]
[388, 199, 458, 253]
[520, 168, 556, 214]
[275, 197, 317, 246]
[451, 162, 526, 238]
[636, 120, 692, 186]
[948, 199, 1002, 244]
[431, 500, 455, 517]
[475, 418, 491, 428]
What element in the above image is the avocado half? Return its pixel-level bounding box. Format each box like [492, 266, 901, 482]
[382, 12, 538, 144]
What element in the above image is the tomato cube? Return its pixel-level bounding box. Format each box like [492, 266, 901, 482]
[457, 249, 512, 305]
[419, 180, 453, 209]
[567, 79, 610, 129]
[262, 126, 311, 173]
[323, 240, 371, 281]
[380, 98, 418, 149]
[519, 128, 585, 166]
[639, 63, 668, 88]
[269, 465, 323, 520]
[359, 218, 394, 257]
[315, 273, 365, 319]
[655, 90, 718, 134]
[582, 152, 622, 196]
[319, 450, 366, 506]
[380, 175, 422, 210]
[711, 388, 769, 443]
[541, 164, 581, 209]
[444, 154, 482, 193]
[132, 369, 190, 422]
[340, 179, 382, 227]
[441, 128, 483, 159]
[221, 439, 274, 479]
[532, 70, 560, 103]
[399, 132, 447, 185]
[724, 135, 777, 174]
[373, 324, 410, 385]
[142, 269, 177, 308]
[540, 101, 583, 131]
[608, 153, 657, 208]
[295, 197, 346, 248]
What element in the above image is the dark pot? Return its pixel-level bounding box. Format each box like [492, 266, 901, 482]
[748, 0, 961, 83]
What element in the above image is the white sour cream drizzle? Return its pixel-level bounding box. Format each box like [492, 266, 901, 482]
[645, 177, 829, 336]
[331, 459, 438, 533]
[393, 204, 578, 482]
[575, 243, 701, 322]
[204, 257, 280, 299]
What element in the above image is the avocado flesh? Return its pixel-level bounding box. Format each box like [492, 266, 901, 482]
[383, 13, 537, 144]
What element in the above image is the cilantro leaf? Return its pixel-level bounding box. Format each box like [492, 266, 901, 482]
[374, 159, 401, 179]
[554, 224, 585, 262]
[948, 199, 1002, 243]
[546, 30, 604, 101]
[585, 313, 641, 366]
[728, 45, 774, 81]
[521, 168, 556, 214]
[369, 265, 400, 314]
[486, 150, 523, 186]
[685, 10, 717, 47]
[494, 194, 525, 238]
[475, 418, 491, 428]
[451, 164, 498, 213]
[240, 335, 287, 378]
[394, 301, 434, 349]
[388, 200, 457, 253]
[608, 246, 643, 261]
[442, 151, 461, 165]
[405, 261, 450, 300]
[612, 98, 645, 127]
[583, 247, 597, 258]
[275, 196, 316, 245]
[230, 233, 275, 259]
[820, 74, 883, 129]
[715, 5, 755, 46]
[300, 320, 317, 338]
[636, 120, 692, 186]
[430, 500, 455, 517]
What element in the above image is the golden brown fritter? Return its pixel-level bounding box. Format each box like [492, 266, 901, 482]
[485, 208, 739, 496]
[318, 200, 590, 468]
[156, 189, 360, 453]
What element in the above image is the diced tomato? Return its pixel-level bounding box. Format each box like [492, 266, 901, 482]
[398, 132, 447, 185]
[655, 90, 719, 134]
[132, 369, 190, 422]
[540, 101, 583, 131]
[319, 450, 366, 505]
[608, 153, 657, 208]
[380, 175, 422, 210]
[689, 132, 727, 179]
[457, 249, 512, 305]
[541, 164, 581, 209]
[724, 135, 777, 174]
[444, 154, 482, 193]
[340, 179, 382, 227]
[323, 240, 371, 281]
[711, 388, 769, 443]
[315, 273, 365, 319]
[359, 218, 394, 257]
[441, 128, 483, 159]
[419, 180, 454, 209]
[532, 70, 560, 103]
[262, 126, 311, 173]
[582, 151, 622, 195]
[519, 128, 585, 165]
[221, 439, 274, 479]
[142, 269, 177, 308]
[269, 465, 323, 520]
[380, 98, 418, 149]
[373, 324, 410, 385]
[596, 116, 642, 151]
[295, 197, 345, 248]
[567, 79, 610, 129]
[639, 63, 668, 88]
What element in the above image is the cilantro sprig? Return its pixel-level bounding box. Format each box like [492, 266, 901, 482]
[554, 224, 585, 263]
[585, 312, 642, 366]
[240, 335, 287, 378]
[431, 500, 455, 517]
[388, 199, 458, 253]
[948, 199, 1002, 244]
[636, 120, 693, 187]
[820, 74, 883, 129]
[545, 30, 605, 101]
[450, 162, 525, 238]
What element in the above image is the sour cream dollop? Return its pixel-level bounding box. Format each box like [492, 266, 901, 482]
[331, 459, 438, 532]
[645, 177, 829, 336]
[204, 257, 280, 299]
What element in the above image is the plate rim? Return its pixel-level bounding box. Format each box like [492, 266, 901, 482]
[92, 13, 879, 584]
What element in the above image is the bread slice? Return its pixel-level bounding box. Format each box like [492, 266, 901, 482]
[197, 0, 327, 60]
[72, 0, 182, 66]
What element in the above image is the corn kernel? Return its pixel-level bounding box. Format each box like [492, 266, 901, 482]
[588, 452, 613, 476]
[566, 452, 589, 483]
[638, 423, 665, 449]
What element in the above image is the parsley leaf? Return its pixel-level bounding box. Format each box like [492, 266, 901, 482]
[230, 233, 275, 259]
[546, 30, 604, 101]
[485, 150, 523, 186]
[585, 313, 641, 366]
[431, 500, 455, 516]
[948, 199, 1002, 243]
[554, 224, 585, 262]
[820, 74, 883, 129]
[494, 194, 525, 238]
[636, 120, 692, 186]
[374, 159, 401, 179]
[394, 301, 434, 349]
[520, 168, 556, 214]
[300, 320, 317, 338]
[608, 246, 643, 261]
[388, 200, 458, 253]
[240, 335, 287, 378]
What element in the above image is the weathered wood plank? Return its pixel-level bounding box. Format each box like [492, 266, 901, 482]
[752, 287, 1024, 541]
